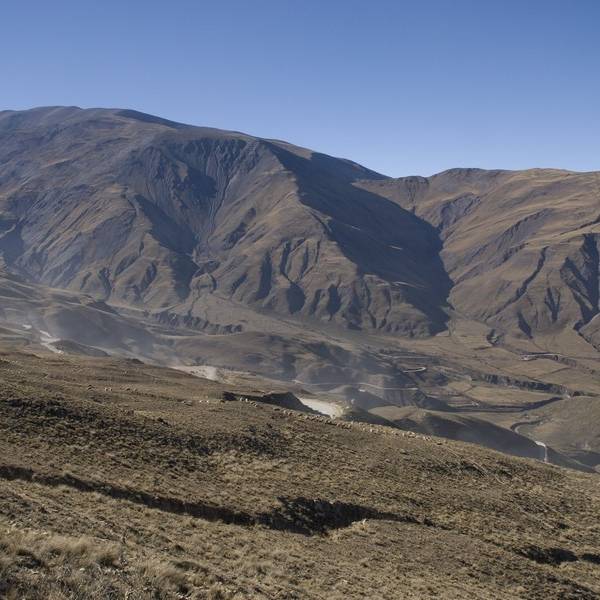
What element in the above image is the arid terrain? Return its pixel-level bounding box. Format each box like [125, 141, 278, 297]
[1, 348, 599, 599]
[0, 106, 600, 598]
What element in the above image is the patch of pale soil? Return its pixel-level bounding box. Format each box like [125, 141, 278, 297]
[39, 330, 63, 355]
[297, 397, 344, 418]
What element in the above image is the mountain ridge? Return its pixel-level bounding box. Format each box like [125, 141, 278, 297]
[1, 106, 600, 471]
[1, 106, 599, 352]
[0, 106, 453, 336]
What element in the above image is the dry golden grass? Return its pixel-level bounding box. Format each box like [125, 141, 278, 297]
[0, 348, 599, 599]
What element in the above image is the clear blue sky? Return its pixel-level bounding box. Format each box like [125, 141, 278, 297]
[2, 0, 599, 176]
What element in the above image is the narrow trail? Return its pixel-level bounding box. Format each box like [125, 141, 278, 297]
[535, 441, 549, 463]
[510, 420, 549, 463]
[510, 419, 544, 435]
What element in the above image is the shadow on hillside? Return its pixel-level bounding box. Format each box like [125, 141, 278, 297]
[269, 145, 453, 332]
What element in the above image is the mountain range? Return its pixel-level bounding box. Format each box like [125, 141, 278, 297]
[1, 106, 599, 470]
[1, 106, 598, 345]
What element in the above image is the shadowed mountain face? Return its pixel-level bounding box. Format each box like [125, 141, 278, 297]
[0, 107, 451, 336]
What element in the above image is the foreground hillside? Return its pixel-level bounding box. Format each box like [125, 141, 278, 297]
[1, 348, 599, 599]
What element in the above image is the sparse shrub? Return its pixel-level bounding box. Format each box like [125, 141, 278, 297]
[142, 558, 190, 593]
[207, 583, 233, 600]
[39, 534, 121, 568]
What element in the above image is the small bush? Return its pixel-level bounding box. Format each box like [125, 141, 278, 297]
[142, 558, 190, 593]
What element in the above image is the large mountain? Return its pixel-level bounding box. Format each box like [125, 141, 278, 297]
[0, 106, 450, 337]
[360, 169, 600, 349]
[1, 107, 598, 350]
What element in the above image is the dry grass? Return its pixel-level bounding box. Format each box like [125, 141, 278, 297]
[0, 349, 599, 599]
[0, 528, 231, 599]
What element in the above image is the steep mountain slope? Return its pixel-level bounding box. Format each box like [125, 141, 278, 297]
[0, 107, 450, 336]
[360, 169, 600, 348]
